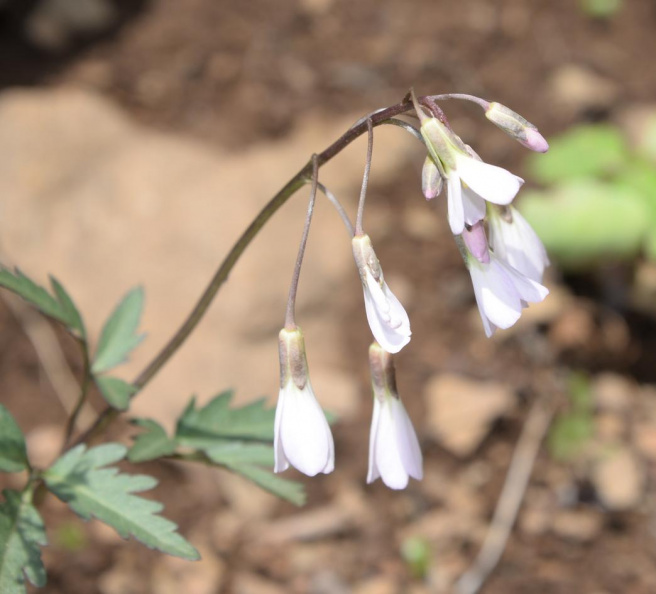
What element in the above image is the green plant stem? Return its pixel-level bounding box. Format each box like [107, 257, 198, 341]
[61, 343, 92, 450]
[73, 93, 422, 447]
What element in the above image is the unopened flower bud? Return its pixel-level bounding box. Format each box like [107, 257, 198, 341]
[421, 156, 443, 200]
[462, 221, 490, 264]
[274, 327, 334, 476]
[485, 102, 549, 153]
[367, 342, 423, 490]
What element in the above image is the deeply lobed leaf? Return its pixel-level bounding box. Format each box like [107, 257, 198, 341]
[92, 287, 145, 374]
[0, 405, 29, 473]
[0, 489, 47, 594]
[0, 269, 85, 337]
[43, 444, 199, 560]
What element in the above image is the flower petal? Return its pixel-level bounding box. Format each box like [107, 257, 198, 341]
[273, 386, 290, 473]
[390, 398, 423, 481]
[366, 397, 382, 484]
[455, 155, 523, 205]
[469, 259, 522, 330]
[374, 400, 409, 489]
[279, 383, 334, 476]
[461, 184, 487, 227]
[497, 258, 549, 303]
[363, 275, 411, 354]
[447, 172, 465, 235]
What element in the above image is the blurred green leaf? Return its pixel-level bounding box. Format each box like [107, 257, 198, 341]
[521, 181, 650, 266]
[0, 489, 47, 594]
[529, 125, 630, 184]
[95, 376, 137, 411]
[549, 372, 594, 462]
[128, 420, 177, 463]
[205, 442, 275, 467]
[43, 444, 199, 560]
[548, 413, 594, 461]
[54, 521, 86, 552]
[401, 536, 431, 580]
[580, 0, 622, 18]
[0, 269, 85, 337]
[49, 277, 86, 339]
[227, 464, 306, 506]
[176, 391, 275, 444]
[92, 287, 145, 374]
[0, 405, 29, 473]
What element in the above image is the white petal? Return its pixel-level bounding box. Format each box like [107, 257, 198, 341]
[461, 184, 487, 227]
[390, 399, 423, 481]
[363, 274, 411, 354]
[488, 207, 549, 282]
[469, 260, 522, 329]
[273, 386, 290, 473]
[497, 258, 549, 304]
[447, 172, 465, 235]
[374, 400, 409, 490]
[455, 155, 523, 205]
[279, 383, 334, 476]
[366, 397, 382, 484]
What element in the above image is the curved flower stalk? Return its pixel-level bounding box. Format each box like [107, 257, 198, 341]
[367, 343, 423, 490]
[487, 205, 550, 284]
[412, 96, 523, 235]
[352, 234, 411, 354]
[462, 222, 549, 337]
[274, 327, 334, 476]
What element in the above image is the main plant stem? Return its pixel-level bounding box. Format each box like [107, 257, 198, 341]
[75, 92, 423, 446]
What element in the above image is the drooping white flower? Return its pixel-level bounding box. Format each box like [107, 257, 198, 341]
[274, 327, 334, 476]
[367, 343, 423, 489]
[462, 222, 549, 337]
[352, 234, 411, 354]
[419, 112, 524, 235]
[487, 205, 550, 283]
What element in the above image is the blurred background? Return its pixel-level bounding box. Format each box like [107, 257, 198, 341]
[1, 0, 656, 592]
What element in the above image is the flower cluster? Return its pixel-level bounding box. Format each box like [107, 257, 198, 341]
[273, 92, 550, 489]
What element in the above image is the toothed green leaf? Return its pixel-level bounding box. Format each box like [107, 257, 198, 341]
[226, 464, 306, 506]
[0, 405, 29, 473]
[43, 444, 198, 560]
[92, 288, 145, 374]
[0, 489, 47, 593]
[176, 391, 275, 444]
[95, 376, 137, 411]
[0, 269, 84, 337]
[128, 420, 176, 463]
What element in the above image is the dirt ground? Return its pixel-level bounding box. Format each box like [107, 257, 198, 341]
[2, 0, 656, 593]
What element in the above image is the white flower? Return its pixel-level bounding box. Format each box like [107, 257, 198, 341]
[462, 222, 549, 337]
[367, 343, 422, 489]
[352, 234, 411, 354]
[421, 117, 524, 235]
[274, 328, 334, 476]
[487, 205, 550, 283]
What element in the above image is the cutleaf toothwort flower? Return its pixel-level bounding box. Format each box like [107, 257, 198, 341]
[414, 99, 524, 236]
[461, 221, 549, 337]
[352, 233, 411, 354]
[274, 327, 334, 476]
[487, 205, 550, 284]
[367, 342, 423, 490]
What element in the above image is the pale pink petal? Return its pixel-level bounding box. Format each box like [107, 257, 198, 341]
[498, 259, 549, 303]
